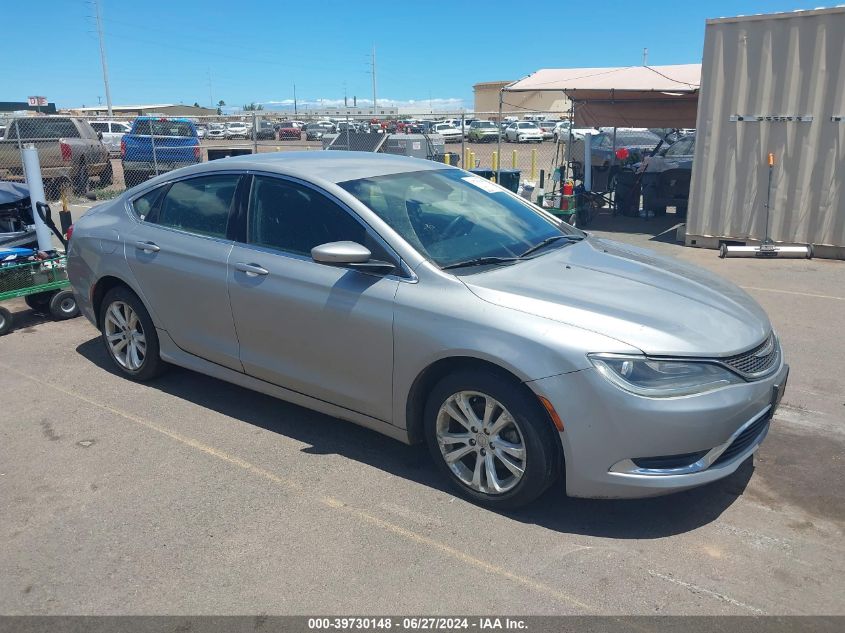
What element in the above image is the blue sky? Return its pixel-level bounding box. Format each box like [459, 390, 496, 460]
[5, 1, 826, 111]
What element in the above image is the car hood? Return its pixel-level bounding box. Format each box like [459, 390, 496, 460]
[460, 237, 770, 357]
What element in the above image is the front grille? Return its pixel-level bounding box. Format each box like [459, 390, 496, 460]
[720, 333, 779, 378]
[713, 415, 770, 466]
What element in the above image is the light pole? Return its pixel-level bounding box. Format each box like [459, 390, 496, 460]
[94, 0, 113, 117]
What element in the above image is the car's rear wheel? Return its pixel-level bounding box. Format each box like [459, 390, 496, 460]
[424, 369, 560, 509]
[100, 286, 165, 381]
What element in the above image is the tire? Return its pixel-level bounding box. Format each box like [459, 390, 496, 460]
[424, 369, 561, 510]
[99, 286, 166, 381]
[25, 291, 53, 312]
[73, 161, 89, 195]
[0, 306, 12, 336]
[99, 160, 114, 187]
[49, 289, 80, 321]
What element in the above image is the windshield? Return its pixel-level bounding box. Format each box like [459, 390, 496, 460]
[133, 120, 195, 136]
[617, 131, 661, 145]
[476, 122, 495, 129]
[339, 169, 583, 268]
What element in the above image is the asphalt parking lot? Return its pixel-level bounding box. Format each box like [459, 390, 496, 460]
[1, 206, 843, 615]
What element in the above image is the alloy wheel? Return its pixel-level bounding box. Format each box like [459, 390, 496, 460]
[435, 391, 527, 495]
[104, 300, 147, 371]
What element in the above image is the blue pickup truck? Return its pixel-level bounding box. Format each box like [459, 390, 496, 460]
[120, 117, 200, 188]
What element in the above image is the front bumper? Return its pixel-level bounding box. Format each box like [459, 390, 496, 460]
[528, 360, 789, 498]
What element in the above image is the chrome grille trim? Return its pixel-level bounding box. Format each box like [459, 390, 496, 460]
[717, 333, 780, 380]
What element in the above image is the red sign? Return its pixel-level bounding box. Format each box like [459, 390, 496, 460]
[27, 96, 48, 106]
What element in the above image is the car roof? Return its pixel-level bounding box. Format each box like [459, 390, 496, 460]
[146, 151, 450, 185]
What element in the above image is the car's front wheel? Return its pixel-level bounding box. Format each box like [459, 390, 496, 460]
[100, 286, 166, 381]
[424, 369, 560, 509]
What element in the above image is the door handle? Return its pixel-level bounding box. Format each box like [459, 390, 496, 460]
[135, 241, 160, 253]
[234, 262, 269, 277]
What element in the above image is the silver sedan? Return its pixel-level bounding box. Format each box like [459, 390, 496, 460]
[67, 153, 788, 509]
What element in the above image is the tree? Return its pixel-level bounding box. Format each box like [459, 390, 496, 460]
[242, 102, 264, 111]
[193, 101, 200, 108]
[217, 100, 226, 107]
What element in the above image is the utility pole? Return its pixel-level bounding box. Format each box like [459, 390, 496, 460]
[94, 0, 113, 117]
[293, 83, 298, 116]
[371, 45, 378, 112]
[642, 47, 648, 66]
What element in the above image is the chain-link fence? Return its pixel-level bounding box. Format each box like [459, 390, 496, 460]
[1, 111, 584, 201]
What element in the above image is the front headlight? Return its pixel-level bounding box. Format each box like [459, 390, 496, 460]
[588, 354, 743, 397]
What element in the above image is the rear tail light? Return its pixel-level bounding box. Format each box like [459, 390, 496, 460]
[66, 224, 74, 241]
[120, 138, 126, 158]
[194, 145, 201, 160]
[60, 141, 72, 162]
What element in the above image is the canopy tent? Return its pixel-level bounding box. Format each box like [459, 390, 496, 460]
[503, 64, 701, 127]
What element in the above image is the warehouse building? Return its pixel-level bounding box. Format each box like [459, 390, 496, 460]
[69, 104, 217, 117]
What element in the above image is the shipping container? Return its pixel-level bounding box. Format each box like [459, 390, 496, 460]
[686, 7, 845, 259]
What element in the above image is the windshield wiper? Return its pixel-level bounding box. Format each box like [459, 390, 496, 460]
[519, 234, 584, 258]
[441, 256, 521, 270]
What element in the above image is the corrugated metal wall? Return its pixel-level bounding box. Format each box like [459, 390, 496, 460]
[687, 8, 845, 252]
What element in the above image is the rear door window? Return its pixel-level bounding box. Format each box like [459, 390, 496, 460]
[149, 175, 240, 238]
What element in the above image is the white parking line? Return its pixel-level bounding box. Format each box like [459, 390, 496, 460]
[647, 570, 764, 614]
[741, 286, 845, 302]
[2, 362, 596, 613]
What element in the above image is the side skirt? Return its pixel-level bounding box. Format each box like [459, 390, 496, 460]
[157, 329, 411, 444]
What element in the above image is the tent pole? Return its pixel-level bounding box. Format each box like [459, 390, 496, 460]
[565, 98, 573, 181]
[496, 89, 503, 182]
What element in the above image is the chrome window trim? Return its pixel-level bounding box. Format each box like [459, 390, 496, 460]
[123, 170, 244, 245]
[609, 405, 772, 476]
[242, 170, 416, 283]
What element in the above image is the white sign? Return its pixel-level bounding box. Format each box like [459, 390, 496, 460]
[27, 96, 48, 106]
[462, 176, 504, 193]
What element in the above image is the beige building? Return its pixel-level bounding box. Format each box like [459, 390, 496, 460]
[473, 80, 571, 117]
[68, 104, 218, 117]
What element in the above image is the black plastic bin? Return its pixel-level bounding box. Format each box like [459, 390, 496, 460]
[469, 168, 495, 180]
[435, 152, 461, 166]
[497, 169, 521, 193]
[614, 170, 641, 217]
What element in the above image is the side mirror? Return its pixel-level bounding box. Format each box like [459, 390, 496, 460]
[311, 241, 396, 273]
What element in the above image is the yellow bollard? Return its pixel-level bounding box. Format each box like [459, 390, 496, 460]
[465, 147, 471, 169]
[470, 151, 476, 169]
[444, 153, 451, 166]
[492, 151, 498, 171]
[530, 149, 537, 181]
[512, 150, 517, 169]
